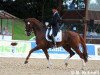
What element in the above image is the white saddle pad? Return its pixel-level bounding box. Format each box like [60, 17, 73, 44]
[46, 29, 62, 42]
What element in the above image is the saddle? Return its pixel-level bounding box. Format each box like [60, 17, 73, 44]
[46, 28, 62, 42]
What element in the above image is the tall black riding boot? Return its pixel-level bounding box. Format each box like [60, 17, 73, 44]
[51, 35, 56, 47]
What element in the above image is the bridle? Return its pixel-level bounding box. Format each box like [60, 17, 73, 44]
[25, 21, 33, 36]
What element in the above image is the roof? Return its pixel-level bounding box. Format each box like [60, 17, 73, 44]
[0, 10, 17, 19]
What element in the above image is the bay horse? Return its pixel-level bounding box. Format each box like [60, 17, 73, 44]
[24, 18, 88, 67]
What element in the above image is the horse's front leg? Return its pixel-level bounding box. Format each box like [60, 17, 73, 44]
[42, 49, 52, 68]
[24, 46, 39, 64]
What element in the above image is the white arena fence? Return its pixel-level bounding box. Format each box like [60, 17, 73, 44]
[0, 35, 12, 40]
[0, 40, 100, 60]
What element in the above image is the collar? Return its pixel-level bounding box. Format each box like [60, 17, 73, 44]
[53, 11, 58, 15]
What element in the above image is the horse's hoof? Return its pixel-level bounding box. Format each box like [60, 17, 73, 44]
[65, 63, 68, 66]
[24, 61, 28, 64]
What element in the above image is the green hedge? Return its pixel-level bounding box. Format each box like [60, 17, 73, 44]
[13, 19, 34, 40]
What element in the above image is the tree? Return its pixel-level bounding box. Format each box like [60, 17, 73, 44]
[0, 0, 58, 21]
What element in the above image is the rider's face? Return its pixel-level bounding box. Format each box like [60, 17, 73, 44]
[52, 9, 56, 14]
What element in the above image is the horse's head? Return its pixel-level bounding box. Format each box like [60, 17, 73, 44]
[24, 18, 33, 36]
[24, 18, 46, 36]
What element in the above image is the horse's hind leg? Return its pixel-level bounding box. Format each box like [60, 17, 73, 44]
[73, 46, 86, 67]
[63, 45, 75, 65]
[24, 46, 39, 64]
[73, 46, 84, 60]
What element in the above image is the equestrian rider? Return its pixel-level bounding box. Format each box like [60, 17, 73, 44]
[50, 6, 61, 47]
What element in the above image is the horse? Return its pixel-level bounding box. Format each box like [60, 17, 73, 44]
[24, 18, 88, 67]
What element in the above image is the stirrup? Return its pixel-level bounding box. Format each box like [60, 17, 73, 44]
[51, 44, 57, 48]
[54, 41, 57, 46]
[54, 44, 57, 48]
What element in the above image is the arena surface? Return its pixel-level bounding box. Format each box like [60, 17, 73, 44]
[0, 57, 100, 75]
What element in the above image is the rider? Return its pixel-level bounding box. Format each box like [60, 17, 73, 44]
[50, 6, 61, 47]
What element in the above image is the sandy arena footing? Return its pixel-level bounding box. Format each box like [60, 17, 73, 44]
[0, 57, 100, 75]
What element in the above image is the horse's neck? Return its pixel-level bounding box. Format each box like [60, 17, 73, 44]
[32, 20, 46, 41]
[33, 28, 46, 41]
[33, 21, 46, 32]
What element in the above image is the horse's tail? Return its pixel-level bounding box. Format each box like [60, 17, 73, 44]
[79, 35, 88, 62]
